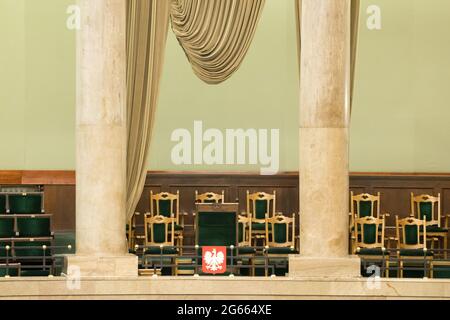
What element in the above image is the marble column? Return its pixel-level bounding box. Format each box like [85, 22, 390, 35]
[64, 0, 137, 277]
[289, 0, 360, 277]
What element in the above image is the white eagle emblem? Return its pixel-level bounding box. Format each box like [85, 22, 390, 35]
[204, 248, 225, 272]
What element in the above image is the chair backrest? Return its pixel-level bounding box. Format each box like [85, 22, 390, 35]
[351, 192, 381, 219]
[411, 193, 440, 227]
[246, 191, 276, 221]
[396, 216, 427, 250]
[17, 216, 51, 237]
[195, 203, 238, 247]
[266, 214, 295, 248]
[144, 214, 175, 247]
[238, 214, 252, 247]
[8, 194, 43, 214]
[150, 191, 180, 224]
[195, 191, 225, 204]
[354, 215, 385, 251]
[0, 195, 6, 214]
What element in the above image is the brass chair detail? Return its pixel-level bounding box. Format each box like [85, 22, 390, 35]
[395, 216, 433, 278]
[246, 190, 276, 246]
[195, 191, 225, 203]
[411, 193, 449, 258]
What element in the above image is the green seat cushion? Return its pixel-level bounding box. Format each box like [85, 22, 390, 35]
[144, 246, 178, 255]
[9, 195, 42, 214]
[357, 248, 387, 256]
[0, 218, 15, 238]
[236, 247, 256, 255]
[14, 241, 52, 258]
[399, 249, 433, 256]
[266, 247, 297, 254]
[425, 225, 448, 233]
[0, 196, 6, 214]
[20, 269, 50, 277]
[252, 223, 271, 231]
[17, 217, 51, 237]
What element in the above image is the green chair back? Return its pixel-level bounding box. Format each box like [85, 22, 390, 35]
[405, 224, 419, 245]
[9, 195, 42, 214]
[158, 199, 172, 217]
[418, 202, 433, 222]
[0, 195, 6, 214]
[273, 223, 287, 244]
[0, 218, 15, 238]
[359, 201, 373, 218]
[17, 217, 51, 237]
[254, 200, 268, 220]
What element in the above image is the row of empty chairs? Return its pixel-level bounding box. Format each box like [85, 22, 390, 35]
[350, 192, 450, 278]
[0, 187, 56, 277]
[127, 191, 297, 276]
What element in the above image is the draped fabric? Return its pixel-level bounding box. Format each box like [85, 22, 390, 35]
[295, 0, 361, 108]
[126, 0, 170, 221]
[170, 0, 266, 84]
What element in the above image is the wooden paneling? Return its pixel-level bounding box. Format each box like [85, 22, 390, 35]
[3, 171, 450, 236]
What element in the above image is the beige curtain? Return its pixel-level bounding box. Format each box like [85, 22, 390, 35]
[170, 0, 266, 84]
[295, 0, 361, 107]
[126, 0, 170, 221]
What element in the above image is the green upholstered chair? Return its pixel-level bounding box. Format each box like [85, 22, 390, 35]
[237, 214, 256, 276]
[0, 195, 6, 214]
[353, 215, 388, 277]
[395, 216, 433, 278]
[150, 191, 184, 251]
[246, 191, 276, 246]
[195, 191, 225, 204]
[263, 214, 296, 277]
[350, 192, 389, 253]
[8, 194, 43, 214]
[265, 214, 297, 256]
[143, 214, 177, 275]
[411, 193, 449, 258]
[0, 217, 15, 238]
[17, 216, 51, 238]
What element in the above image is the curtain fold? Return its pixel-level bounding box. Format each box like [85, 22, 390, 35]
[126, 0, 170, 221]
[295, 0, 361, 107]
[170, 0, 266, 84]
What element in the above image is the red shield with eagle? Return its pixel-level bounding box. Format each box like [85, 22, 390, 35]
[202, 246, 227, 274]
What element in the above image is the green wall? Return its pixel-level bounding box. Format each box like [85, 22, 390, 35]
[1, 0, 450, 172]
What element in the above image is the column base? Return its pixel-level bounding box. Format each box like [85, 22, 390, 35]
[64, 254, 138, 278]
[289, 255, 361, 278]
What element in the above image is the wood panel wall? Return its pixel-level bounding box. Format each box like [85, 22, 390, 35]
[3, 171, 450, 239]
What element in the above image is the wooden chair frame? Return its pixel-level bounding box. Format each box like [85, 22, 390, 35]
[265, 214, 295, 254]
[150, 191, 184, 252]
[246, 190, 276, 246]
[195, 191, 225, 203]
[143, 214, 177, 275]
[411, 193, 449, 258]
[395, 216, 432, 278]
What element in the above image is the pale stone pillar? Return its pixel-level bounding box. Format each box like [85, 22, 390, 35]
[289, 0, 360, 278]
[64, 0, 137, 277]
